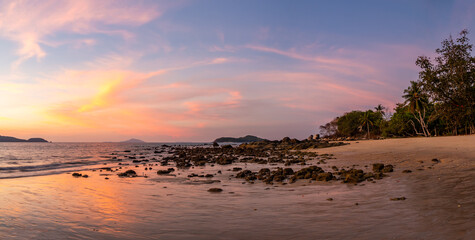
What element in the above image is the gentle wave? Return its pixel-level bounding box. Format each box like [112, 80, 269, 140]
[0, 159, 111, 172]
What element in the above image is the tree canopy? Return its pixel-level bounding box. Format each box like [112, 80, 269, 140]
[320, 29, 475, 138]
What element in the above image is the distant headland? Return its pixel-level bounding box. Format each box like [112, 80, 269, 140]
[213, 135, 267, 143]
[0, 135, 48, 142]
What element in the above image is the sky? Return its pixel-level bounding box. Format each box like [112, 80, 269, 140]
[0, 0, 474, 142]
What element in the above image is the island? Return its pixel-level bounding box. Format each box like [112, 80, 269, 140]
[0, 135, 48, 142]
[120, 138, 146, 143]
[213, 135, 267, 143]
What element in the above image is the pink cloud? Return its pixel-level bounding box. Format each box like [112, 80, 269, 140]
[246, 45, 376, 76]
[0, 0, 161, 66]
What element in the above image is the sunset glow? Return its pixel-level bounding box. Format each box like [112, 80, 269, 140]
[1, 0, 474, 142]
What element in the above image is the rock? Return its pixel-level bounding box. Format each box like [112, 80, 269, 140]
[372, 163, 385, 172]
[82, 175, 89, 178]
[72, 173, 82, 177]
[431, 158, 440, 163]
[216, 156, 235, 165]
[342, 169, 366, 183]
[213, 141, 219, 147]
[282, 137, 291, 143]
[117, 170, 137, 177]
[232, 167, 242, 171]
[157, 170, 170, 175]
[326, 198, 333, 201]
[205, 174, 214, 178]
[283, 168, 294, 175]
[382, 164, 393, 173]
[316, 172, 333, 181]
[208, 188, 223, 193]
[402, 170, 412, 173]
[236, 170, 257, 181]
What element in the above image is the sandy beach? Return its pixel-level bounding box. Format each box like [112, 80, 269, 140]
[0, 136, 474, 239]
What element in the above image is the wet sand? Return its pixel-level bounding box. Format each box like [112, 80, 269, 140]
[0, 136, 474, 239]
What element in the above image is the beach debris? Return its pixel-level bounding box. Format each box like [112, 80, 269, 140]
[390, 197, 407, 201]
[207, 188, 223, 193]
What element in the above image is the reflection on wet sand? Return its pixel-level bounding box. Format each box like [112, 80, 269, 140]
[0, 136, 474, 239]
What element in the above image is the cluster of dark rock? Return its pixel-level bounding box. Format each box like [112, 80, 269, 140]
[162, 142, 325, 169]
[72, 172, 88, 178]
[240, 137, 347, 150]
[235, 163, 394, 184]
[117, 170, 138, 177]
[68, 138, 399, 189]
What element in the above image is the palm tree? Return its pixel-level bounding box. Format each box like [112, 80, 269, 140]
[374, 104, 386, 133]
[360, 110, 374, 139]
[403, 81, 430, 137]
[374, 104, 386, 117]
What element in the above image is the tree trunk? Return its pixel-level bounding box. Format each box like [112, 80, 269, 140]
[367, 122, 370, 139]
[413, 112, 429, 137]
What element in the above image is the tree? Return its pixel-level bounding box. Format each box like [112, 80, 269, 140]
[336, 111, 365, 137]
[403, 81, 431, 137]
[384, 103, 418, 137]
[374, 104, 386, 117]
[360, 110, 374, 139]
[319, 118, 338, 137]
[416, 29, 475, 134]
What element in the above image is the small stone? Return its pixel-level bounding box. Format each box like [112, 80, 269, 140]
[208, 188, 223, 193]
[326, 198, 333, 201]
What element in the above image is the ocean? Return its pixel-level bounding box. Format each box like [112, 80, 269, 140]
[0, 142, 203, 179]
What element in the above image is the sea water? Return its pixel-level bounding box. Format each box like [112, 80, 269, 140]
[0, 142, 472, 239]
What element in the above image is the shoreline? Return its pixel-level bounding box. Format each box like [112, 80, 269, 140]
[0, 135, 473, 239]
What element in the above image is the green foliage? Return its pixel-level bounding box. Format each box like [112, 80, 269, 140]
[321, 109, 384, 138]
[416, 29, 475, 134]
[319, 29, 474, 138]
[382, 104, 416, 137]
